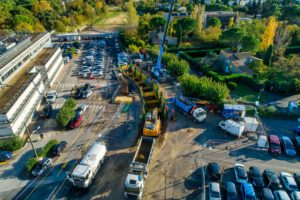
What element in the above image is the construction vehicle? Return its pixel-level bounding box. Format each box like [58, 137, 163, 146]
[223, 104, 246, 119]
[171, 96, 206, 122]
[67, 142, 106, 188]
[143, 108, 161, 137]
[124, 136, 155, 199]
[218, 119, 245, 138]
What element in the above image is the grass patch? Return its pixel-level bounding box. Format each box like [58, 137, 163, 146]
[232, 84, 268, 102]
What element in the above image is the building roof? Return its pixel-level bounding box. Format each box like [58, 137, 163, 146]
[0, 48, 56, 114]
[0, 32, 48, 70]
[205, 11, 237, 17]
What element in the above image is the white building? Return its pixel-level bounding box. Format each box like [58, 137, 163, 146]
[0, 33, 64, 138]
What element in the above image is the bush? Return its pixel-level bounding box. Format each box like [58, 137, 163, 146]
[227, 82, 237, 90]
[258, 106, 277, 116]
[26, 158, 38, 172]
[56, 98, 77, 127]
[0, 136, 24, 151]
[37, 139, 59, 157]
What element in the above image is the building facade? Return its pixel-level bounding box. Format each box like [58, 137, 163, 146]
[0, 33, 64, 138]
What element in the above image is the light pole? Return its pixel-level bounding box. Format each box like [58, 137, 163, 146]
[24, 124, 38, 159]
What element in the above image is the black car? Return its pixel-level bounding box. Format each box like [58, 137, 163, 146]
[249, 166, 264, 188]
[294, 173, 300, 188]
[263, 169, 282, 190]
[260, 187, 274, 200]
[292, 136, 300, 154]
[41, 104, 53, 118]
[74, 88, 83, 99]
[207, 162, 221, 180]
[224, 182, 238, 200]
[51, 141, 68, 157]
[82, 83, 91, 92]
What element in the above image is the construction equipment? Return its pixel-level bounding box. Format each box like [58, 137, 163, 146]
[151, 0, 175, 79]
[124, 136, 155, 199]
[143, 108, 161, 137]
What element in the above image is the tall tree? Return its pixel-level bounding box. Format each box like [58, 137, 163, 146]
[207, 17, 221, 28]
[221, 27, 246, 50]
[175, 17, 196, 41]
[260, 16, 277, 52]
[241, 35, 260, 52]
[196, 4, 205, 36]
[263, 45, 273, 66]
[191, 4, 199, 19]
[150, 16, 166, 31]
[127, 0, 139, 28]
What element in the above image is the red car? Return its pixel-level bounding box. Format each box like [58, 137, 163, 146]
[268, 134, 281, 155]
[69, 114, 83, 129]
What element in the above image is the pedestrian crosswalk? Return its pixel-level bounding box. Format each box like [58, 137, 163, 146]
[56, 83, 99, 89]
[51, 103, 103, 110]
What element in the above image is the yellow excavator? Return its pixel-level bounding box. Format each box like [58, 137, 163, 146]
[143, 108, 161, 137]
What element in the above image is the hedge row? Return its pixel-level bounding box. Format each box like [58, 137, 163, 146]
[56, 98, 77, 127]
[0, 136, 24, 152]
[167, 44, 227, 53]
[25, 139, 59, 172]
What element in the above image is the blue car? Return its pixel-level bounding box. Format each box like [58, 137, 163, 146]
[0, 151, 12, 162]
[281, 136, 296, 156]
[241, 183, 256, 200]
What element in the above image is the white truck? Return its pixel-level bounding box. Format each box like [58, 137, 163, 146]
[243, 117, 259, 133]
[67, 142, 106, 188]
[124, 136, 155, 199]
[218, 119, 245, 138]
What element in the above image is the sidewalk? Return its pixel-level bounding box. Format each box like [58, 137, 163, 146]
[0, 118, 80, 199]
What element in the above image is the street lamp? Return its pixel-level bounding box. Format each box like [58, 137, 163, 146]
[24, 124, 38, 159]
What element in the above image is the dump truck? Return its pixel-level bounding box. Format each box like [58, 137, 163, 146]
[67, 142, 106, 188]
[171, 96, 206, 122]
[143, 108, 161, 137]
[124, 136, 155, 199]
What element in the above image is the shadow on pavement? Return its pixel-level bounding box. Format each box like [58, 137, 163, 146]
[184, 167, 204, 190]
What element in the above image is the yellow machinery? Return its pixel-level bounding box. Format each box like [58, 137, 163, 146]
[143, 108, 161, 137]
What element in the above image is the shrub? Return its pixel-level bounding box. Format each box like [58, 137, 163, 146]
[37, 139, 59, 157]
[0, 136, 24, 151]
[26, 158, 38, 172]
[258, 106, 277, 116]
[128, 44, 140, 54]
[227, 82, 237, 90]
[56, 98, 77, 127]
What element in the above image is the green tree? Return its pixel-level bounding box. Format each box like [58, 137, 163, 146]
[175, 17, 196, 41]
[263, 45, 273, 66]
[221, 27, 246, 50]
[55, 20, 67, 32]
[56, 98, 77, 127]
[241, 35, 260, 52]
[150, 16, 166, 31]
[128, 44, 139, 53]
[249, 60, 268, 79]
[167, 59, 190, 76]
[262, 0, 281, 18]
[127, 0, 139, 28]
[207, 17, 221, 28]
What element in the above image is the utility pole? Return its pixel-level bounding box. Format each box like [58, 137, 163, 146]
[24, 124, 38, 159]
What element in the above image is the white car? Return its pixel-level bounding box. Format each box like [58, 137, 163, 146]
[82, 90, 92, 98]
[234, 163, 248, 183]
[46, 91, 57, 103]
[280, 172, 298, 192]
[291, 191, 300, 200]
[92, 70, 103, 76]
[79, 69, 91, 75]
[209, 182, 221, 200]
[76, 104, 87, 115]
[274, 190, 291, 200]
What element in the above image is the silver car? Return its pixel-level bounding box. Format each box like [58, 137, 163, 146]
[280, 172, 298, 192]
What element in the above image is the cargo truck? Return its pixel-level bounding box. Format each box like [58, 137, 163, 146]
[124, 136, 155, 199]
[171, 96, 206, 122]
[218, 119, 245, 137]
[67, 142, 106, 188]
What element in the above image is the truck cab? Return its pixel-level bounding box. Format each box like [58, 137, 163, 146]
[192, 107, 207, 122]
[67, 164, 92, 188]
[124, 174, 144, 199]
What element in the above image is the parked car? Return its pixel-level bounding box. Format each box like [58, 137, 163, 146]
[51, 141, 68, 157]
[268, 135, 281, 155]
[292, 136, 300, 154]
[294, 173, 300, 188]
[260, 187, 274, 200]
[273, 190, 291, 200]
[207, 162, 221, 181]
[240, 183, 256, 200]
[263, 169, 282, 190]
[45, 91, 57, 103]
[82, 83, 91, 92]
[224, 182, 238, 200]
[82, 90, 92, 98]
[69, 114, 83, 129]
[0, 151, 12, 162]
[290, 191, 300, 200]
[293, 126, 300, 135]
[234, 163, 248, 183]
[209, 182, 221, 200]
[281, 136, 296, 156]
[249, 166, 264, 188]
[74, 88, 83, 99]
[279, 172, 298, 192]
[76, 104, 87, 115]
[32, 158, 53, 176]
[41, 104, 53, 118]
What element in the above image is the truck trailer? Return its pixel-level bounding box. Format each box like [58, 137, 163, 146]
[124, 136, 155, 199]
[67, 142, 106, 188]
[218, 119, 245, 138]
[223, 104, 246, 119]
[171, 96, 206, 122]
